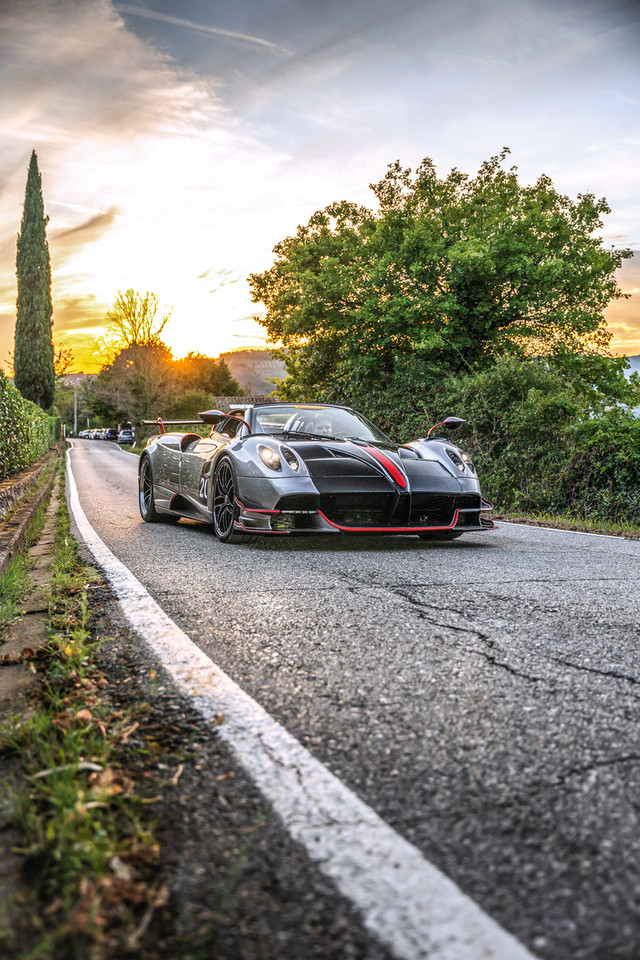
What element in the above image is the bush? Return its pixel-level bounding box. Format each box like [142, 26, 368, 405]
[562, 412, 640, 522]
[417, 357, 640, 523]
[428, 357, 585, 512]
[0, 371, 55, 480]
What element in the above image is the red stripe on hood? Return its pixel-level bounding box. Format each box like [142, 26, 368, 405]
[363, 446, 407, 488]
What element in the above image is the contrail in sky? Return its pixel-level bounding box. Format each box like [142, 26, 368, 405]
[117, 5, 292, 55]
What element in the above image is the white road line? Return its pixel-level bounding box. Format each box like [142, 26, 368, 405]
[500, 520, 633, 541]
[65, 448, 538, 960]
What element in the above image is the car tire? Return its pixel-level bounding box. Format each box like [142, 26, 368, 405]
[139, 457, 163, 522]
[212, 457, 252, 543]
[139, 457, 182, 524]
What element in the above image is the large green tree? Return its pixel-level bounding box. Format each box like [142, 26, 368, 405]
[14, 150, 55, 409]
[250, 150, 632, 408]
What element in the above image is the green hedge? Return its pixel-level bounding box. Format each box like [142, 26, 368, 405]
[386, 356, 640, 523]
[560, 412, 640, 523]
[0, 370, 55, 481]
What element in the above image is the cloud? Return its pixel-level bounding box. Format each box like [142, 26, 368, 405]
[605, 253, 640, 355]
[0, 0, 289, 371]
[118, 4, 291, 54]
[1, 0, 639, 370]
[51, 208, 119, 260]
[53, 293, 105, 331]
[0, 1, 221, 147]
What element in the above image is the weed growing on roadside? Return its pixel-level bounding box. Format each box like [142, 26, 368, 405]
[0, 553, 32, 639]
[0, 475, 163, 960]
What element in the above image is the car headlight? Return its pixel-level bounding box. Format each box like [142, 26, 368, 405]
[258, 444, 282, 471]
[461, 452, 475, 473]
[446, 448, 466, 472]
[281, 446, 300, 471]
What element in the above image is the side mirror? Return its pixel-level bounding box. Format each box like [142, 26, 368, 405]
[427, 416, 465, 438]
[198, 409, 226, 424]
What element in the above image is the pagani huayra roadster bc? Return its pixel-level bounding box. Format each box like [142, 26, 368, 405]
[139, 402, 495, 543]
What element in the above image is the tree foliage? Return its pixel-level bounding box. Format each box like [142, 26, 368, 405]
[250, 150, 632, 408]
[562, 411, 640, 523]
[99, 289, 171, 360]
[172, 352, 241, 396]
[14, 150, 55, 410]
[90, 342, 175, 423]
[249, 151, 640, 523]
[87, 346, 243, 426]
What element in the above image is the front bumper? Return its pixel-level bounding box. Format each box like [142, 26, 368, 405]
[234, 491, 496, 535]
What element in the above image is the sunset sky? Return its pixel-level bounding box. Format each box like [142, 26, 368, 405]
[1, 0, 639, 373]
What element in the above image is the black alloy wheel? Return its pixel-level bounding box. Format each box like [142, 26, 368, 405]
[211, 458, 244, 542]
[139, 457, 160, 522]
[139, 458, 180, 524]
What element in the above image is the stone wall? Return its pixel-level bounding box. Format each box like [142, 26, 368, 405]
[0, 450, 57, 519]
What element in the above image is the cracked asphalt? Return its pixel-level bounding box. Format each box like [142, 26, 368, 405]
[69, 440, 640, 960]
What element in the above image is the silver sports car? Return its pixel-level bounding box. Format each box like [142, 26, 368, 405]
[138, 402, 495, 542]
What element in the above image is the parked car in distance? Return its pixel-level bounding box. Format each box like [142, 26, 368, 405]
[104, 428, 118, 441]
[118, 429, 135, 445]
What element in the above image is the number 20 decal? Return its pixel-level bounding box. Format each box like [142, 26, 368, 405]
[199, 475, 209, 501]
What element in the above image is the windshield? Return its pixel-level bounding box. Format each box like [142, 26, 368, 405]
[253, 404, 390, 442]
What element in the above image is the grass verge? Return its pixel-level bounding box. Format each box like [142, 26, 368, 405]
[0, 476, 166, 960]
[495, 510, 640, 539]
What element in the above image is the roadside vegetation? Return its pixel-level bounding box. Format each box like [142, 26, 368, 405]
[0, 495, 50, 639]
[0, 477, 172, 959]
[0, 371, 56, 481]
[494, 510, 640, 540]
[250, 148, 640, 527]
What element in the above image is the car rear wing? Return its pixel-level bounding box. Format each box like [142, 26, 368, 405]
[141, 409, 252, 435]
[141, 418, 209, 435]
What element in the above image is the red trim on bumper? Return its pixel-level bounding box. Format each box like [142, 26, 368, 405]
[235, 496, 280, 515]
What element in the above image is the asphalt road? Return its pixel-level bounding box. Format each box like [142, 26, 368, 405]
[69, 439, 640, 960]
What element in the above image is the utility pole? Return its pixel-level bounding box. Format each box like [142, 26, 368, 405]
[73, 391, 78, 435]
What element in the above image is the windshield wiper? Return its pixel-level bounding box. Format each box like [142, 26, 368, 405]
[281, 430, 340, 442]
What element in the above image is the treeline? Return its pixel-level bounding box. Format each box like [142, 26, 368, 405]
[59, 289, 243, 429]
[0, 370, 56, 481]
[81, 346, 242, 427]
[251, 149, 640, 522]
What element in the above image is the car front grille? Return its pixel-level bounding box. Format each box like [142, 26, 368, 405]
[319, 493, 396, 527]
[408, 493, 481, 526]
[275, 492, 483, 529]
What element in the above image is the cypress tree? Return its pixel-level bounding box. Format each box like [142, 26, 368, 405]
[14, 150, 55, 409]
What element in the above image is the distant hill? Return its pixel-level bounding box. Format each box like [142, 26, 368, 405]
[218, 349, 286, 395]
[625, 355, 640, 376]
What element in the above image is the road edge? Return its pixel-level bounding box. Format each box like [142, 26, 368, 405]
[65, 444, 539, 960]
